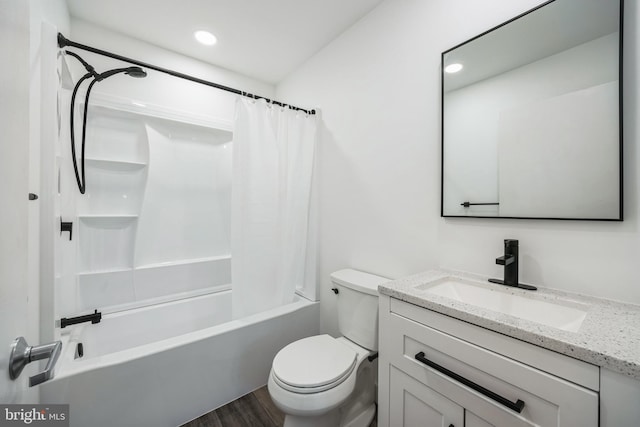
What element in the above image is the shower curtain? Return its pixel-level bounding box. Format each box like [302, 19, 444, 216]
[231, 98, 318, 318]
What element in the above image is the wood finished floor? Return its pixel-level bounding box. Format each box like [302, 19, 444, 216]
[182, 387, 283, 427]
[181, 386, 377, 427]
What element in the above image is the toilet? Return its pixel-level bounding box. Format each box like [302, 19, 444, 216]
[268, 269, 388, 427]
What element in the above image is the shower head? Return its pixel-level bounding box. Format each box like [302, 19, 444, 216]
[64, 51, 147, 81]
[125, 67, 147, 78]
[96, 66, 148, 81]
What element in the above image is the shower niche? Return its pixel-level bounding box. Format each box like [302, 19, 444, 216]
[69, 94, 233, 313]
[80, 108, 148, 216]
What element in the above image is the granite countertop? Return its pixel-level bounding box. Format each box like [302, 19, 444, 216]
[379, 269, 640, 381]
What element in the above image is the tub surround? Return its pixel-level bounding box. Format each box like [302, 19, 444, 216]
[58, 91, 233, 317]
[379, 269, 640, 380]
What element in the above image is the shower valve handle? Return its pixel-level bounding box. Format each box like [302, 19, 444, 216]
[61, 220, 73, 240]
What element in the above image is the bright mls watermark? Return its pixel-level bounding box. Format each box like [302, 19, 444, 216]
[0, 405, 68, 426]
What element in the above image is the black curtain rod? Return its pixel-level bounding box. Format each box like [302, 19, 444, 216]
[57, 33, 316, 115]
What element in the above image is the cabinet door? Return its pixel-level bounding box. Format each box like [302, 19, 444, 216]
[390, 365, 464, 427]
[465, 411, 495, 427]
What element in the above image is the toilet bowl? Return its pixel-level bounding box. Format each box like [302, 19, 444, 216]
[268, 269, 388, 427]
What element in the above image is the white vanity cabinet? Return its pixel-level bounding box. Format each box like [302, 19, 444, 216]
[388, 365, 539, 427]
[378, 295, 600, 427]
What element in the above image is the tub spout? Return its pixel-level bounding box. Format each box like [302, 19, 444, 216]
[60, 309, 102, 328]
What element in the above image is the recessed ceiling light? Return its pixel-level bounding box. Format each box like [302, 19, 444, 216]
[445, 63, 463, 73]
[194, 30, 217, 46]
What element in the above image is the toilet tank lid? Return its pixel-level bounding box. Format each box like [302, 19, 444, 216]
[330, 269, 389, 296]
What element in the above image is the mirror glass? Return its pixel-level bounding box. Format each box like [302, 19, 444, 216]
[441, 0, 622, 220]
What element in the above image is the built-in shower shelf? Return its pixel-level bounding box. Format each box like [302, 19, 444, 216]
[78, 267, 133, 276]
[85, 158, 147, 171]
[135, 254, 231, 270]
[78, 215, 138, 228]
[78, 214, 139, 219]
[82, 93, 234, 132]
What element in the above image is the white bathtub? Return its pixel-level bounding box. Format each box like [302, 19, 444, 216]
[41, 290, 319, 427]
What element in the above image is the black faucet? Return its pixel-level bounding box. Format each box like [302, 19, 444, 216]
[489, 239, 537, 291]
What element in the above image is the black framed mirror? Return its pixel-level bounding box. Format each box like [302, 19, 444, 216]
[441, 0, 623, 220]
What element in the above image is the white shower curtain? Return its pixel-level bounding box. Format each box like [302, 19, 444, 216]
[231, 98, 318, 318]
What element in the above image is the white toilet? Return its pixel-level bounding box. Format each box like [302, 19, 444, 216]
[268, 269, 388, 427]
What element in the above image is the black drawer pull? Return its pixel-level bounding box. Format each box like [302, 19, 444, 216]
[415, 351, 525, 413]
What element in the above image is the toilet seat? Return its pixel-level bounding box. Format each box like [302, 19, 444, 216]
[272, 335, 357, 394]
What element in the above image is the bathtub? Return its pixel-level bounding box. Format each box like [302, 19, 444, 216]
[41, 290, 319, 427]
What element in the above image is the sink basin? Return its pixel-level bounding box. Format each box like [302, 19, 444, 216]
[418, 278, 587, 332]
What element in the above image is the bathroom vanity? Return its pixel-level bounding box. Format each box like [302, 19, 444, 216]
[377, 270, 640, 427]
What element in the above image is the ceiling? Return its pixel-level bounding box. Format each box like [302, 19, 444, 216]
[66, 0, 385, 84]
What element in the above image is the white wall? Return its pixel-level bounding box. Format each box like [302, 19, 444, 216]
[277, 0, 640, 336]
[31, 0, 71, 349]
[0, 0, 69, 403]
[0, 0, 32, 403]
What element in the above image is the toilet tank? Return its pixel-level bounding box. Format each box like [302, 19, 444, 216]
[330, 269, 389, 351]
